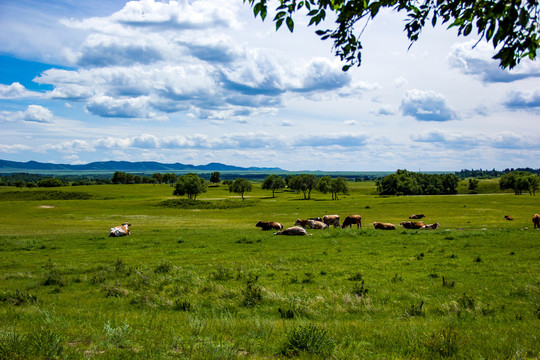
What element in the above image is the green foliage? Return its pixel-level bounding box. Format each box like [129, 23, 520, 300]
[36, 178, 63, 188]
[230, 178, 252, 200]
[261, 174, 286, 197]
[210, 171, 221, 184]
[500, 170, 538, 195]
[279, 324, 335, 358]
[244, 0, 540, 70]
[377, 170, 459, 195]
[0, 329, 64, 360]
[173, 173, 207, 200]
[317, 175, 349, 200]
[159, 198, 253, 209]
[288, 174, 318, 199]
[0, 190, 92, 201]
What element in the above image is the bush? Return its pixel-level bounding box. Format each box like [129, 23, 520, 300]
[279, 324, 335, 358]
[37, 178, 63, 187]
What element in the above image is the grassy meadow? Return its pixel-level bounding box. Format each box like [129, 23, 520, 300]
[0, 181, 539, 359]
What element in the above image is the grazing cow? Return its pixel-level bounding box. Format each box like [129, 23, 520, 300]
[255, 220, 283, 231]
[400, 221, 426, 229]
[409, 214, 425, 219]
[274, 226, 308, 236]
[323, 215, 340, 228]
[294, 219, 328, 229]
[504, 215, 514, 221]
[421, 223, 440, 230]
[373, 222, 395, 230]
[109, 223, 131, 237]
[342, 215, 362, 228]
[533, 214, 540, 229]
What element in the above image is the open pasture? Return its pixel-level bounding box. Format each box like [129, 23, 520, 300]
[0, 182, 539, 359]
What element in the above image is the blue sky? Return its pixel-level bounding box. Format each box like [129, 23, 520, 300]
[0, 0, 539, 171]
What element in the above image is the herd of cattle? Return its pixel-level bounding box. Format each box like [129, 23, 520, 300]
[108, 214, 540, 237]
[256, 214, 442, 236]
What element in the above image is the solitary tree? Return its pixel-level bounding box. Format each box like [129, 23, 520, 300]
[261, 174, 286, 197]
[244, 0, 539, 71]
[173, 173, 207, 200]
[468, 178, 479, 193]
[231, 178, 253, 200]
[210, 171, 221, 184]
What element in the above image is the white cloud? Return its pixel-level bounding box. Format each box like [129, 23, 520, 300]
[400, 90, 458, 121]
[504, 89, 540, 110]
[0, 82, 42, 99]
[448, 41, 540, 83]
[0, 105, 53, 123]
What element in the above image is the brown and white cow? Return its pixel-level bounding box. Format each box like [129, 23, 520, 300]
[373, 222, 395, 230]
[342, 215, 362, 228]
[504, 215, 514, 221]
[421, 223, 440, 230]
[255, 220, 283, 231]
[274, 226, 308, 236]
[400, 221, 426, 229]
[109, 223, 131, 237]
[294, 219, 328, 229]
[409, 214, 425, 219]
[308, 217, 323, 222]
[533, 214, 540, 229]
[323, 215, 340, 228]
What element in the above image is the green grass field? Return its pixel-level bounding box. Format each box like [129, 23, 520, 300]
[0, 181, 539, 359]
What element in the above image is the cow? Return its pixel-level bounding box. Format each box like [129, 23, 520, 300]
[504, 215, 514, 221]
[533, 214, 540, 229]
[308, 217, 323, 222]
[373, 222, 395, 230]
[400, 221, 426, 229]
[342, 215, 362, 228]
[294, 219, 328, 229]
[421, 223, 440, 230]
[109, 223, 131, 237]
[255, 221, 283, 231]
[409, 214, 425, 219]
[274, 226, 308, 236]
[323, 215, 340, 228]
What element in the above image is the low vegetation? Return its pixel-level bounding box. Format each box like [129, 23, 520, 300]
[0, 180, 539, 359]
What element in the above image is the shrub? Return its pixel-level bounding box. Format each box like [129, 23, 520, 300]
[424, 325, 461, 357]
[241, 276, 262, 307]
[279, 324, 335, 358]
[0, 329, 63, 360]
[0, 290, 39, 306]
[102, 321, 132, 349]
[404, 301, 425, 317]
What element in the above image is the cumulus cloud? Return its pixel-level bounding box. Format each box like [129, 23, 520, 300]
[504, 89, 540, 110]
[0, 82, 42, 99]
[294, 134, 368, 148]
[400, 90, 458, 121]
[0, 105, 53, 123]
[27, 0, 362, 121]
[448, 41, 540, 83]
[0, 144, 32, 153]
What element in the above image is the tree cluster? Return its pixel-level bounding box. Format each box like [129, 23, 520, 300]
[499, 170, 538, 195]
[173, 173, 207, 200]
[376, 170, 459, 195]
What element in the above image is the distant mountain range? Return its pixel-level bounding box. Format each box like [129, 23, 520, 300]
[0, 159, 284, 173]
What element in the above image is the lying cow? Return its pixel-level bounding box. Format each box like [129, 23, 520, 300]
[504, 215, 514, 221]
[255, 220, 283, 231]
[294, 219, 328, 229]
[400, 221, 426, 229]
[533, 214, 540, 229]
[308, 217, 322, 222]
[323, 215, 340, 228]
[109, 223, 131, 237]
[342, 215, 362, 228]
[274, 226, 308, 236]
[421, 223, 440, 230]
[373, 222, 395, 230]
[409, 214, 425, 219]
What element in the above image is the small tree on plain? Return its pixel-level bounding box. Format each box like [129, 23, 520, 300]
[231, 178, 252, 201]
[173, 173, 207, 200]
[261, 174, 286, 197]
[210, 171, 221, 184]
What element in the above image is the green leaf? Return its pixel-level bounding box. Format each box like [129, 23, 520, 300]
[276, 18, 284, 30]
[286, 16, 294, 32]
[463, 23, 472, 36]
[486, 22, 496, 41]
